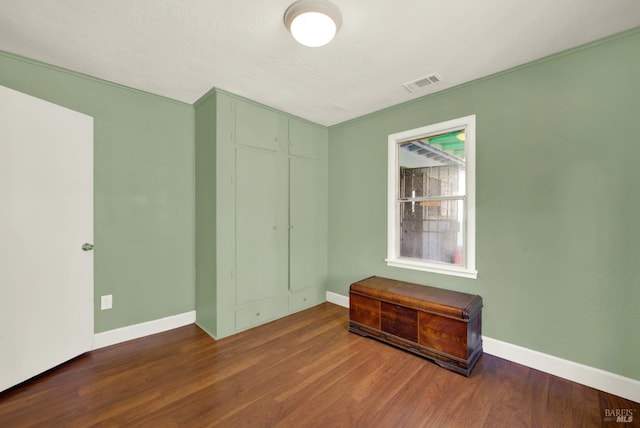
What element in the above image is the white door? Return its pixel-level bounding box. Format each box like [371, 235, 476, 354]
[0, 85, 93, 392]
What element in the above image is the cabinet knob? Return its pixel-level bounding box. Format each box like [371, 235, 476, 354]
[256, 312, 261, 317]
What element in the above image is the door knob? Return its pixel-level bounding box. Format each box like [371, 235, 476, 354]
[82, 243, 94, 251]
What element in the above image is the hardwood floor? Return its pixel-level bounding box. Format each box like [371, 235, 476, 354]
[0, 303, 637, 427]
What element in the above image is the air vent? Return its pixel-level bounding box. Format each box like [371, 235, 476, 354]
[402, 73, 444, 93]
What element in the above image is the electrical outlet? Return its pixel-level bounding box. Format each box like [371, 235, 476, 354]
[101, 294, 113, 310]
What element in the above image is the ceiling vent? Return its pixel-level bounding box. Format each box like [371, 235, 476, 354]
[402, 73, 444, 93]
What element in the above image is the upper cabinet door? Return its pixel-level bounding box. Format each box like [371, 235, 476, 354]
[289, 119, 327, 159]
[235, 100, 280, 151]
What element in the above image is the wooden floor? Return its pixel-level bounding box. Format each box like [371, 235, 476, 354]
[0, 303, 637, 427]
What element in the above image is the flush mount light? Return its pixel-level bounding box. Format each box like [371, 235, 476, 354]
[284, 0, 342, 47]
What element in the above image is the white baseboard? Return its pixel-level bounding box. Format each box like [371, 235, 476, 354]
[326, 291, 640, 403]
[326, 291, 350, 308]
[483, 337, 640, 403]
[92, 310, 196, 350]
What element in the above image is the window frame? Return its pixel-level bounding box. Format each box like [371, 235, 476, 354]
[386, 114, 477, 279]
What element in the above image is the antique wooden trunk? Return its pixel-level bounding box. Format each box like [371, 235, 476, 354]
[349, 276, 483, 376]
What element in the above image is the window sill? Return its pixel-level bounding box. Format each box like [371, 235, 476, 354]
[385, 258, 478, 279]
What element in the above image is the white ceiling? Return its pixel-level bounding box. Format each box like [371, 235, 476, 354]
[1, 1, 639, 126]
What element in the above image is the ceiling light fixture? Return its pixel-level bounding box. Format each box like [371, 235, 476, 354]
[284, 0, 342, 47]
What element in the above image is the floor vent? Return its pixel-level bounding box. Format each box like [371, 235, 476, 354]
[402, 73, 444, 92]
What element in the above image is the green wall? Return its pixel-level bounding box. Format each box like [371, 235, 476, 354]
[327, 28, 640, 380]
[0, 52, 196, 333]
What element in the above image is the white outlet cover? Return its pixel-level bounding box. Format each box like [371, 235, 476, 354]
[100, 294, 112, 310]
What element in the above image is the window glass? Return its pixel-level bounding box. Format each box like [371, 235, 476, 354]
[387, 116, 476, 279]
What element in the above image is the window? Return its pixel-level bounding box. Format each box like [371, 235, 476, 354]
[386, 115, 477, 279]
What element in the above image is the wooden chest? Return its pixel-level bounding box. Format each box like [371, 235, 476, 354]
[348, 276, 483, 376]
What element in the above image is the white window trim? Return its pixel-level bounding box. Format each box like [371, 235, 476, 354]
[386, 114, 477, 279]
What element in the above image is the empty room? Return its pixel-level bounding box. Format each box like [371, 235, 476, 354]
[1, 1, 639, 426]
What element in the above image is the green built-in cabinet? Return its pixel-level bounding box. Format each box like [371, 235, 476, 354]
[195, 90, 328, 339]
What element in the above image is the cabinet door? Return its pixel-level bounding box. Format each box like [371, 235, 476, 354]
[236, 296, 283, 332]
[289, 119, 326, 159]
[289, 156, 322, 291]
[235, 100, 279, 151]
[235, 146, 285, 304]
